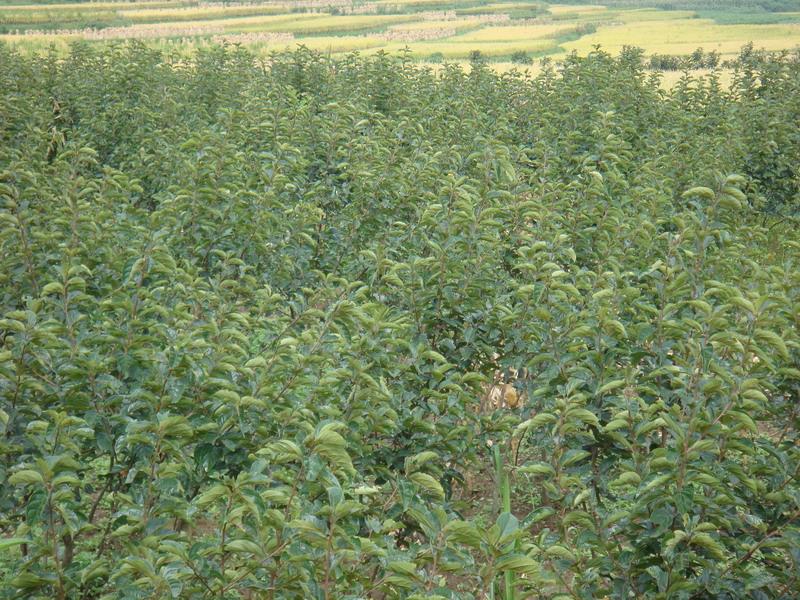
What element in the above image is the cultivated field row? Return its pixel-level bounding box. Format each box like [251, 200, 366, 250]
[1, 1, 800, 65]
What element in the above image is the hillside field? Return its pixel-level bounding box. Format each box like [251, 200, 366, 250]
[1, 0, 800, 65]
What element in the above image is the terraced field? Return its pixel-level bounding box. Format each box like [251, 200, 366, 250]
[1, 0, 800, 65]
[562, 13, 800, 56]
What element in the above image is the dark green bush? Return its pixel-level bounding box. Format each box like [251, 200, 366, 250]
[469, 48, 484, 62]
[510, 50, 532, 65]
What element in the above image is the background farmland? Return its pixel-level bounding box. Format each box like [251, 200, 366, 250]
[2, 0, 800, 68]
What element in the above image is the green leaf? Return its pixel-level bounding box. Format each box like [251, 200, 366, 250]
[406, 450, 439, 473]
[244, 356, 267, 368]
[41, 282, 64, 296]
[388, 561, 419, 578]
[225, 539, 264, 556]
[643, 473, 673, 492]
[544, 545, 576, 561]
[515, 412, 556, 435]
[495, 554, 540, 576]
[444, 520, 482, 548]
[604, 418, 628, 432]
[569, 408, 600, 428]
[754, 329, 789, 360]
[9, 470, 44, 486]
[214, 390, 241, 404]
[0, 538, 29, 551]
[519, 463, 555, 476]
[409, 472, 445, 501]
[489, 512, 520, 546]
[689, 532, 726, 560]
[609, 471, 641, 488]
[422, 350, 448, 364]
[682, 186, 715, 200]
[561, 449, 591, 467]
[597, 379, 626, 395]
[195, 484, 228, 507]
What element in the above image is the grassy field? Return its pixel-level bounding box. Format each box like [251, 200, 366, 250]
[2, 1, 800, 64]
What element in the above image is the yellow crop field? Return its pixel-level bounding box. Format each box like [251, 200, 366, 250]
[375, 37, 557, 57]
[562, 18, 800, 58]
[0, 1, 188, 13]
[2, 35, 72, 54]
[186, 34, 385, 55]
[372, 0, 458, 6]
[386, 19, 477, 32]
[547, 4, 606, 16]
[163, 13, 327, 32]
[0, 10, 117, 25]
[271, 35, 387, 52]
[258, 14, 419, 34]
[613, 9, 697, 23]
[0, 2, 185, 25]
[104, 13, 326, 35]
[453, 23, 579, 42]
[119, 5, 286, 22]
[107, 13, 324, 35]
[457, 2, 545, 15]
